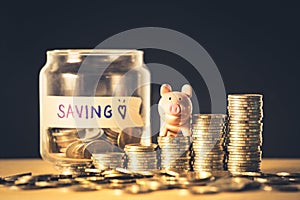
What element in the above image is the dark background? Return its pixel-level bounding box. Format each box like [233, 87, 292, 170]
[1, 1, 299, 158]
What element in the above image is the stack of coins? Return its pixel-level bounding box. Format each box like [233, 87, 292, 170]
[92, 152, 125, 170]
[63, 129, 104, 159]
[51, 128, 82, 153]
[102, 128, 120, 145]
[226, 94, 263, 173]
[50, 128, 104, 154]
[65, 140, 91, 159]
[158, 136, 192, 171]
[125, 144, 158, 172]
[102, 128, 142, 149]
[191, 114, 227, 172]
[87, 139, 123, 170]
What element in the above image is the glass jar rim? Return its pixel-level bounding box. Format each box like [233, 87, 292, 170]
[47, 49, 143, 56]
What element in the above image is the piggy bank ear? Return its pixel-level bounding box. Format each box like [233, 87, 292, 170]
[181, 84, 192, 98]
[160, 84, 172, 96]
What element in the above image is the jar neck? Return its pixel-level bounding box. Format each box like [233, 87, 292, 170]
[46, 49, 144, 69]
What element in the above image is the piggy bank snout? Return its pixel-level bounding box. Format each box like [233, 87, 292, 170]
[169, 104, 181, 115]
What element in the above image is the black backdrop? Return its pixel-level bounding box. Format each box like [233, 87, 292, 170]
[1, 1, 299, 158]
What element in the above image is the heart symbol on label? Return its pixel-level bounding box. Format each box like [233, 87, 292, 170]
[118, 105, 127, 119]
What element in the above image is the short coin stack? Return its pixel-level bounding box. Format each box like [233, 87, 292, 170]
[64, 129, 104, 159]
[191, 114, 227, 172]
[92, 152, 125, 170]
[102, 128, 120, 145]
[158, 136, 192, 171]
[124, 144, 158, 172]
[227, 94, 263, 173]
[51, 128, 82, 153]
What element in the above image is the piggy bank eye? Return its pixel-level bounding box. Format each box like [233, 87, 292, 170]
[169, 97, 171, 100]
[179, 98, 182, 100]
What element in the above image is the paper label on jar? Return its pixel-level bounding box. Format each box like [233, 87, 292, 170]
[43, 96, 144, 128]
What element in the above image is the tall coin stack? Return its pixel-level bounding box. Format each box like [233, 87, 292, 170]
[227, 94, 263, 173]
[191, 114, 227, 172]
[158, 136, 192, 171]
[125, 144, 158, 172]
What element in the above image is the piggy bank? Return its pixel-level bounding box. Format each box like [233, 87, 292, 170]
[158, 84, 193, 137]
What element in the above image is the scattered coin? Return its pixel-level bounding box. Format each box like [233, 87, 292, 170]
[69, 184, 100, 192]
[189, 186, 220, 194]
[124, 184, 153, 194]
[208, 177, 261, 192]
[2, 170, 300, 194]
[268, 185, 300, 192]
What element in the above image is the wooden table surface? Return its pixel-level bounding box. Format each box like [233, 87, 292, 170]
[0, 158, 300, 200]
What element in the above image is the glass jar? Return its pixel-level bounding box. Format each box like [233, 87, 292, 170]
[39, 49, 151, 173]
